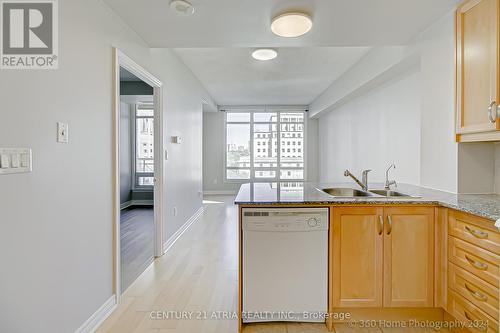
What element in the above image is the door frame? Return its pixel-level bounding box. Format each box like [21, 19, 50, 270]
[112, 48, 164, 300]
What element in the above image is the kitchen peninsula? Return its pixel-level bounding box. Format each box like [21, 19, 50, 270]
[235, 182, 500, 333]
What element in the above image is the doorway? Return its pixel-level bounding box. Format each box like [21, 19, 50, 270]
[113, 49, 164, 298]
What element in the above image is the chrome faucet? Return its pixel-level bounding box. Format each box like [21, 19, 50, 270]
[385, 163, 397, 190]
[344, 169, 371, 191]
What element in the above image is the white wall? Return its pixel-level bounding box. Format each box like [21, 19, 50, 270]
[457, 143, 496, 194]
[318, 70, 422, 184]
[309, 46, 416, 118]
[457, 142, 500, 194]
[119, 102, 133, 204]
[202, 112, 319, 193]
[0, 0, 215, 332]
[316, 12, 458, 192]
[418, 11, 458, 192]
[307, 118, 320, 182]
[202, 112, 240, 193]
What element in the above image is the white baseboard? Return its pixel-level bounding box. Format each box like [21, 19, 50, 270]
[120, 199, 154, 210]
[77, 207, 204, 332]
[75, 295, 117, 333]
[203, 190, 237, 195]
[163, 206, 204, 254]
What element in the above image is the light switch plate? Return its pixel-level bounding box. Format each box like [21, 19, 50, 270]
[11, 154, 20, 168]
[57, 122, 69, 143]
[0, 154, 9, 168]
[0, 148, 32, 174]
[20, 153, 30, 167]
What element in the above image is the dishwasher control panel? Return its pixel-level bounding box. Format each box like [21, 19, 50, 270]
[242, 208, 329, 232]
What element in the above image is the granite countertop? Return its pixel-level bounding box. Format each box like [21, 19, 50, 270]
[234, 182, 500, 222]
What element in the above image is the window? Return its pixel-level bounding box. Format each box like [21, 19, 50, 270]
[135, 106, 154, 187]
[225, 110, 305, 181]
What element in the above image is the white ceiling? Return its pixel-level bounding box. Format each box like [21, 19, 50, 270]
[175, 47, 370, 105]
[103, 0, 458, 48]
[105, 0, 459, 106]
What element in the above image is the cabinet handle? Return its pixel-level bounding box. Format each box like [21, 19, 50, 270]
[465, 255, 488, 271]
[488, 101, 499, 123]
[465, 226, 488, 239]
[464, 311, 487, 331]
[377, 216, 383, 235]
[464, 283, 488, 302]
[386, 216, 393, 235]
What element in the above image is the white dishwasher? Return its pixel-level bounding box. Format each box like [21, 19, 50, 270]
[242, 207, 329, 323]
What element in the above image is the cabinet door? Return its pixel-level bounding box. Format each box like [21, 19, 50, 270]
[332, 207, 383, 307]
[456, 0, 499, 134]
[383, 207, 435, 307]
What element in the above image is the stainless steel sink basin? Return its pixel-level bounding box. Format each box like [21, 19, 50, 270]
[321, 188, 375, 197]
[368, 189, 413, 197]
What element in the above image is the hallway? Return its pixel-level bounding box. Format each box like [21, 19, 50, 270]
[98, 196, 239, 333]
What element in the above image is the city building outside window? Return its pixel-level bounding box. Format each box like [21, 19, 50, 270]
[135, 106, 154, 187]
[225, 110, 305, 181]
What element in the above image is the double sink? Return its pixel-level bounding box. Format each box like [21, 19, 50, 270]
[320, 187, 416, 198]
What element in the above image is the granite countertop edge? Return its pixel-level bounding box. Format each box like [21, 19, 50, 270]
[234, 182, 500, 222]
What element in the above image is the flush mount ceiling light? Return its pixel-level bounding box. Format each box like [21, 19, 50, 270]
[251, 49, 278, 61]
[170, 0, 195, 16]
[271, 12, 313, 37]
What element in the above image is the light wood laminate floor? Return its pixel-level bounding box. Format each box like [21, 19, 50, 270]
[99, 196, 451, 333]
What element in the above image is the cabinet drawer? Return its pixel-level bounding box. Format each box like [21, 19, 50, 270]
[449, 210, 500, 255]
[448, 237, 500, 288]
[448, 290, 498, 333]
[448, 263, 499, 319]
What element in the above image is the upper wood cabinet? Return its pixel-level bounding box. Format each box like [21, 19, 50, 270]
[456, 0, 500, 141]
[331, 206, 434, 308]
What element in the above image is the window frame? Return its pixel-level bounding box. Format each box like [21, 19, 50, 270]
[223, 108, 307, 183]
[133, 103, 155, 189]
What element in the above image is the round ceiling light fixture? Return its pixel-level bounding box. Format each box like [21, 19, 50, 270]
[170, 0, 195, 16]
[251, 48, 278, 61]
[271, 12, 313, 37]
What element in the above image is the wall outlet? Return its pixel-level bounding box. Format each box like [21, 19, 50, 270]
[57, 122, 69, 143]
[173, 206, 177, 216]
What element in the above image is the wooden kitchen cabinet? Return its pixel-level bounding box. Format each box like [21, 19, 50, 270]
[447, 209, 500, 330]
[456, 0, 500, 141]
[383, 207, 435, 307]
[331, 207, 384, 307]
[331, 206, 434, 308]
